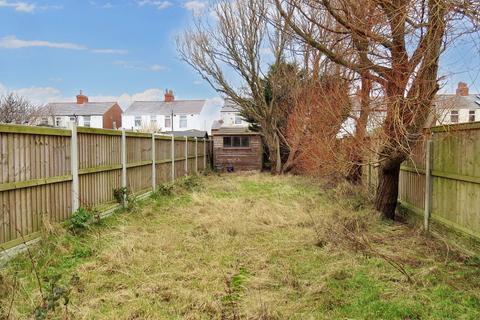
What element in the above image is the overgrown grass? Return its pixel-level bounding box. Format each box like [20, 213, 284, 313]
[1, 173, 479, 319]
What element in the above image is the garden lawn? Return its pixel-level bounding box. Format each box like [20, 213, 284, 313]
[1, 173, 479, 319]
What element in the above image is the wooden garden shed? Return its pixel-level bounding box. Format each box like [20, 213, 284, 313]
[212, 127, 263, 171]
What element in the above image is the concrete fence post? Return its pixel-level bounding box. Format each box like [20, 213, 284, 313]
[424, 139, 433, 231]
[368, 160, 372, 190]
[151, 133, 156, 192]
[195, 137, 198, 173]
[171, 134, 175, 182]
[185, 136, 188, 176]
[203, 138, 207, 170]
[70, 123, 79, 213]
[121, 128, 127, 206]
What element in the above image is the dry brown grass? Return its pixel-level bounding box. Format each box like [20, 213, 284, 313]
[1, 173, 479, 319]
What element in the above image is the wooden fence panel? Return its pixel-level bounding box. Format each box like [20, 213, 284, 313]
[0, 126, 72, 247]
[429, 126, 480, 237]
[78, 131, 122, 209]
[1, 124, 212, 249]
[394, 123, 480, 239]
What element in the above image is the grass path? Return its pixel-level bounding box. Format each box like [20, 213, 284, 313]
[1, 173, 479, 319]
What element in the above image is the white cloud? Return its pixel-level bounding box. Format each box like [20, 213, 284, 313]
[113, 60, 165, 72]
[0, 35, 127, 54]
[89, 1, 114, 9]
[86, 89, 166, 109]
[0, 35, 86, 50]
[0, 82, 64, 105]
[149, 64, 165, 72]
[184, 0, 206, 15]
[136, 0, 172, 10]
[0, 0, 35, 13]
[92, 48, 128, 54]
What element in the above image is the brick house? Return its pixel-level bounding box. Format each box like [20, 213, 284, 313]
[40, 91, 123, 129]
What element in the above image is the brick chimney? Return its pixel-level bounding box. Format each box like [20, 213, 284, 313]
[76, 90, 89, 104]
[456, 82, 469, 96]
[164, 89, 174, 102]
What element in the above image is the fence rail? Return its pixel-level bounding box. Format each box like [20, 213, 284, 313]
[365, 122, 480, 240]
[0, 124, 212, 250]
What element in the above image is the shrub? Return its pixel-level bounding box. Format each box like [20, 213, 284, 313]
[33, 274, 71, 320]
[65, 208, 96, 234]
[179, 175, 202, 191]
[157, 183, 174, 196]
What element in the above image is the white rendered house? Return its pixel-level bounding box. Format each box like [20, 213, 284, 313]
[123, 90, 217, 133]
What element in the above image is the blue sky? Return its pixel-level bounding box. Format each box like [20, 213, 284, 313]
[0, 0, 218, 108]
[0, 0, 479, 109]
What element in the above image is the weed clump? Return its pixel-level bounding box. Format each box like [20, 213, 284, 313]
[33, 273, 82, 320]
[65, 208, 99, 234]
[179, 175, 202, 191]
[156, 183, 175, 197]
[113, 187, 139, 213]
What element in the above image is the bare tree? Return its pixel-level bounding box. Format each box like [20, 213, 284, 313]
[178, 0, 308, 174]
[275, 0, 480, 219]
[0, 93, 39, 124]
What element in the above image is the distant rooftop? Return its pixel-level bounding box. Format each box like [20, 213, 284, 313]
[125, 100, 206, 116]
[221, 99, 241, 112]
[44, 102, 118, 116]
[170, 129, 209, 138]
[43, 91, 119, 116]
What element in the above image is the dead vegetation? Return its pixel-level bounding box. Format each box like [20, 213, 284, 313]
[1, 173, 479, 319]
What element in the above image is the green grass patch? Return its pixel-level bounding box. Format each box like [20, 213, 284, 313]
[1, 173, 479, 319]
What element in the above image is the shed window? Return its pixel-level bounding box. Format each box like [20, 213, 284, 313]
[223, 136, 250, 148]
[469, 110, 475, 122]
[450, 110, 459, 123]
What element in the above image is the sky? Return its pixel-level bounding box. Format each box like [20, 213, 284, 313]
[0, 0, 479, 110]
[0, 0, 220, 109]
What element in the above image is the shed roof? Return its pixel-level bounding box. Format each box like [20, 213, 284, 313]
[213, 126, 259, 135]
[125, 100, 206, 116]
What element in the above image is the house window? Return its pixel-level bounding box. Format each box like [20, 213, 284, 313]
[179, 115, 187, 128]
[150, 115, 157, 127]
[165, 115, 171, 128]
[40, 117, 48, 125]
[84, 116, 91, 128]
[469, 110, 475, 122]
[223, 136, 250, 148]
[234, 114, 243, 125]
[55, 117, 62, 127]
[134, 116, 142, 127]
[69, 116, 76, 124]
[450, 110, 459, 123]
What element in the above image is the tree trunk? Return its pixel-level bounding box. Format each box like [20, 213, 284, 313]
[346, 74, 371, 185]
[346, 154, 363, 184]
[374, 157, 403, 219]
